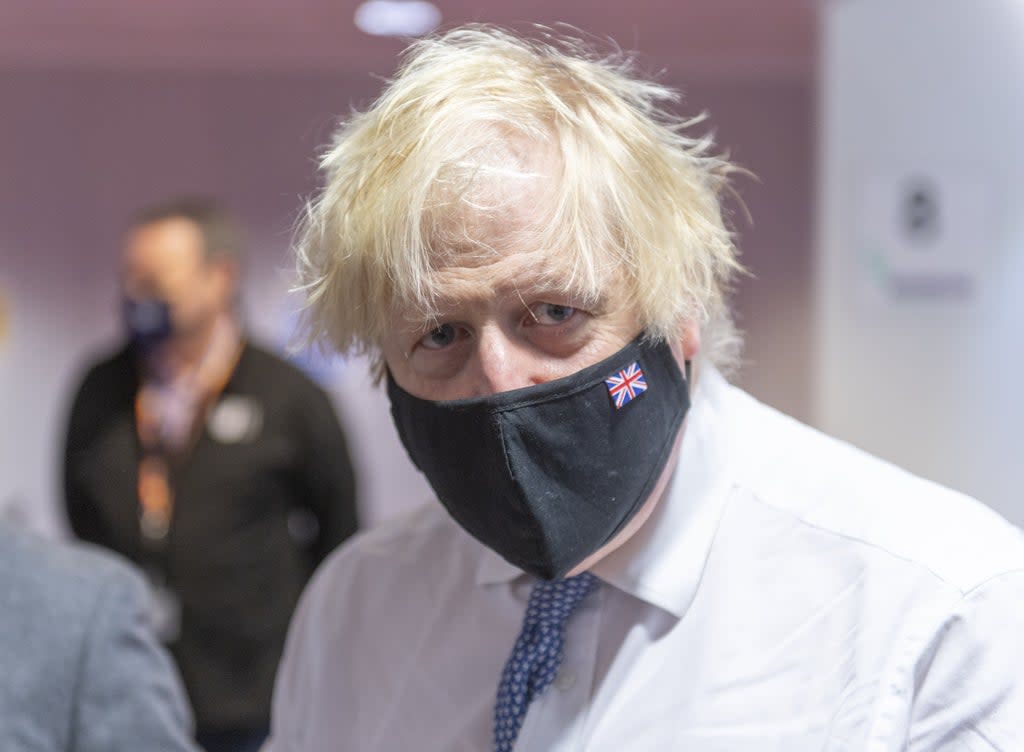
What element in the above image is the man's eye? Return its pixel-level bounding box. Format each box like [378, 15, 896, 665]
[419, 324, 458, 350]
[531, 303, 576, 325]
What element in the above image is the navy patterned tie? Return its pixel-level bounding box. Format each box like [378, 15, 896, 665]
[493, 572, 599, 752]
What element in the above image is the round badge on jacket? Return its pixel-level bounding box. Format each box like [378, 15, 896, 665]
[207, 395, 263, 444]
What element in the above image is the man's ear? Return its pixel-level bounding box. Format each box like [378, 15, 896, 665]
[681, 319, 701, 361]
[665, 320, 700, 374]
[210, 256, 239, 308]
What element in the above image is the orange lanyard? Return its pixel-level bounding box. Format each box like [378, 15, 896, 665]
[135, 341, 243, 545]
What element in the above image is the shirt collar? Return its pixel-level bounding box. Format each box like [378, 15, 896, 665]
[475, 363, 737, 620]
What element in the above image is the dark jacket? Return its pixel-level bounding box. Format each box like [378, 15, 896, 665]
[63, 342, 358, 733]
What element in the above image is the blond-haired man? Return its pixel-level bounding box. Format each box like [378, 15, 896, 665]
[268, 27, 1024, 751]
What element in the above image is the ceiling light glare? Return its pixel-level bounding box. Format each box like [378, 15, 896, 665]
[354, 0, 442, 37]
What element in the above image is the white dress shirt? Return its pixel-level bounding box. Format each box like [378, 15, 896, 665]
[268, 366, 1024, 751]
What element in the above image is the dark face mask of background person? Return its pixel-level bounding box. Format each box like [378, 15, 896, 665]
[120, 215, 237, 352]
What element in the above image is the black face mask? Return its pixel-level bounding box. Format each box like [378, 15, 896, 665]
[387, 334, 690, 580]
[123, 297, 173, 349]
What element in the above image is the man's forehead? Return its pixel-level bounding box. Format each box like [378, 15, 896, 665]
[124, 219, 203, 265]
[436, 248, 576, 297]
[399, 131, 616, 322]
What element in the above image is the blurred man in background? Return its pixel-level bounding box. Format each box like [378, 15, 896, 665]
[0, 523, 197, 752]
[268, 27, 1024, 751]
[63, 197, 359, 752]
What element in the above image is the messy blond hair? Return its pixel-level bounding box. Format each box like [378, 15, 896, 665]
[295, 25, 744, 369]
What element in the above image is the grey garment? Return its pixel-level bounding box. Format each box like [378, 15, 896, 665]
[0, 525, 199, 752]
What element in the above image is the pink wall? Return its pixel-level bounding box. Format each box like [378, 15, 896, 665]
[0, 68, 813, 533]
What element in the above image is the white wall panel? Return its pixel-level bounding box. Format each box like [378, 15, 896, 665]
[818, 0, 1024, 524]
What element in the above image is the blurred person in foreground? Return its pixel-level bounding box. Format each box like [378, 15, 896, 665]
[268, 26, 1024, 752]
[0, 523, 197, 751]
[63, 198, 359, 752]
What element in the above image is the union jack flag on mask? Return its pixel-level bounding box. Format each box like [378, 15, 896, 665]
[604, 361, 648, 409]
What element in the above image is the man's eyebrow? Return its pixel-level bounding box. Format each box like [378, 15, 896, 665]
[506, 279, 610, 313]
[514, 287, 539, 323]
